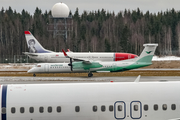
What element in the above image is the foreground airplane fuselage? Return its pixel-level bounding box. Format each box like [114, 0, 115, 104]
[1, 81, 180, 120]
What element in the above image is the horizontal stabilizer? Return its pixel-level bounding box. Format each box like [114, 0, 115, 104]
[23, 52, 38, 56]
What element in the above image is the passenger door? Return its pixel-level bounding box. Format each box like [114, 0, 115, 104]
[112, 63, 117, 71]
[44, 64, 49, 72]
[130, 101, 142, 119]
[114, 101, 126, 119]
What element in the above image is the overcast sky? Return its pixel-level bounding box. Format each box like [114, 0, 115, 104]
[1, 0, 180, 15]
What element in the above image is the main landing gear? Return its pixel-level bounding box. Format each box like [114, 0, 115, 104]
[33, 74, 36, 77]
[88, 72, 93, 77]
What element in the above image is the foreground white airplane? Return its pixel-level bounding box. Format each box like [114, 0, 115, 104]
[1, 76, 180, 120]
[28, 44, 158, 77]
[23, 31, 137, 62]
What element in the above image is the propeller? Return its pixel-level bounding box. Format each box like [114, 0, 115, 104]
[62, 49, 73, 71]
[68, 58, 73, 71]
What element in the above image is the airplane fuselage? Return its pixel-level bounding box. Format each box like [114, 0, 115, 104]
[28, 59, 151, 74]
[1, 81, 180, 120]
[24, 31, 137, 63]
[28, 52, 137, 63]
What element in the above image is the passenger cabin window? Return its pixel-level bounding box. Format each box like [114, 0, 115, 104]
[109, 105, 113, 112]
[57, 106, 61, 113]
[118, 105, 122, 111]
[101, 105, 106, 112]
[75, 106, 80, 112]
[48, 106, 52, 113]
[93, 105, 97, 112]
[2, 107, 6, 114]
[162, 104, 167, 110]
[154, 104, 158, 111]
[39, 107, 44, 113]
[144, 104, 148, 111]
[171, 104, 176, 110]
[134, 105, 138, 111]
[29, 107, 34, 113]
[20, 107, 25, 113]
[11, 107, 16, 114]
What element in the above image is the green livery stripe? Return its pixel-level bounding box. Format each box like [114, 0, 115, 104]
[116, 55, 153, 71]
[96, 63, 151, 72]
[121, 63, 151, 70]
[72, 55, 153, 72]
[97, 55, 153, 72]
[136, 55, 153, 63]
[72, 61, 103, 70]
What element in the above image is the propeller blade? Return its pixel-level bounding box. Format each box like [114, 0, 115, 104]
[71, 66, 73, 71]
[70, 58, 73, 71]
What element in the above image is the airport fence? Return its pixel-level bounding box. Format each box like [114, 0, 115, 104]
[0, 55, 39, 63]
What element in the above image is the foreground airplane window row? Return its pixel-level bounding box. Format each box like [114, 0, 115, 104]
[9, 104, 176, 114]
[11, 106, 61, 114]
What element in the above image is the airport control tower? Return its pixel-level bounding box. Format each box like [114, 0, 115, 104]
[48, 2, 72, 42]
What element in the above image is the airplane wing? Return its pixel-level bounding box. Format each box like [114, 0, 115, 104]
[169, 118, 180, 120]
[62, 49, 91, 64]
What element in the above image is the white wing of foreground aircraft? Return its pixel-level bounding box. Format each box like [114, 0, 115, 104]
[23, 31, 138, 63]
[28, 43, 158, 77]
[1, 76, 180, 120]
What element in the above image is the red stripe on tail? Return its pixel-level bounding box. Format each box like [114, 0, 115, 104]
[24, 31, 31, 34]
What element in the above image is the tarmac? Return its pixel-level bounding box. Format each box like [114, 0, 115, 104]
[0, 76, 180, 84]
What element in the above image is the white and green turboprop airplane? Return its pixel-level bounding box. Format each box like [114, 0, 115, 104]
[28, 43, 158, 77]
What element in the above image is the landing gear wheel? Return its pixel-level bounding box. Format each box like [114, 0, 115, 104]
[33, 74, 36, 77]
[88, 73, 93, 77]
